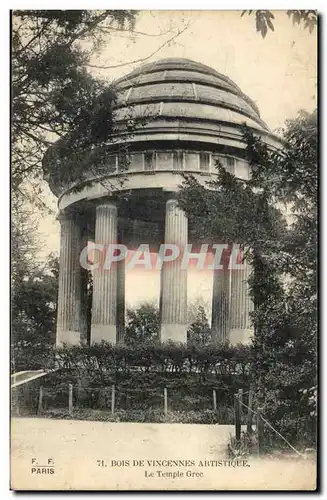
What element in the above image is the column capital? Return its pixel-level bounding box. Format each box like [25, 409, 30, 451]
[56, 210, 74, 224]
[165, 198, 184, 217]
[166, 197, 178, 205]
[56, 209, 87, 226]
[93, 198, 117, 210]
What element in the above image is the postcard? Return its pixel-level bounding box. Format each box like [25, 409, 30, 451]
[11, 9, 317, 491]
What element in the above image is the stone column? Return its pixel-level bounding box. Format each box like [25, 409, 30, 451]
[56, 211, 83, 346]
[80, 226, 89, 343]
[160, 199, 188, 343]
[211, 245, 231, 343]
[211, 268, 230, 343]
[229, 249, 254, 345]
[116, 225, 125, 343]
[91, 202, 117, 343]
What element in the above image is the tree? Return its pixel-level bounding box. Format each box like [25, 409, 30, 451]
[278, 111, 317, 335]
[11, 254, 59, 371]
[12, 11, 138, 366]
[12, 10, 190, 203]
[11, 195, 42, 283]
[187, 306, 211, 346]
[12, 10, 138, 205]
[241, 10, 317, 38]
[187, 296, 210, 325]
[177, 110, 317, 447]
[242, 110, 317, 343]
[251, 111, 317, 447]
[11, 163, 59, 371]
[125, 302, 160, 344]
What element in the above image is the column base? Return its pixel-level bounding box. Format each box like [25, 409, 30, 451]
[211, 328, 228, 344]
[116, 325, 125, 344]
[160, 324, 188, 344]
[229, 328, 254, 346]
[91, 324, 117, 344]
[56, 330, 81, 346]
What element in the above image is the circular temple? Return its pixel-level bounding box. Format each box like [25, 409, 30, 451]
[44, 58, 282, 346]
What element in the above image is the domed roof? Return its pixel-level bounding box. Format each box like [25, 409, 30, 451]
[44, 57, 280, 200]
[113, 57, 269, 133]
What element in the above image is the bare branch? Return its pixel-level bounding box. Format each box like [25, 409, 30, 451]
[98, 25, 174, 38]
[15, 19, 52, 57]
[87, 23, 190, 70]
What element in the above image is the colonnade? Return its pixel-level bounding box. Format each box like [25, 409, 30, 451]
[56, 199, 253, 346]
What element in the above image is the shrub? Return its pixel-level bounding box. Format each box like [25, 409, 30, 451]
[54, 341, 252, 381]
[227, 431, 257, 458]
[41, 407, 234, 424]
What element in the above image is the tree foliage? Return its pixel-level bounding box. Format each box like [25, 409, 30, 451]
[187, 305, 211, 346]
[125, 302, 160, 344]
[12, 9, 137, 203]
[241, 10, 317, 38]
[11, 254, 59, 372]
[11, 167, 59, 371]
[11, 10, 138, 369]
[177, 110, 317, 447]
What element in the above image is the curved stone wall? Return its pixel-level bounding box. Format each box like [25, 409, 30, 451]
[57, 150, 250, 210]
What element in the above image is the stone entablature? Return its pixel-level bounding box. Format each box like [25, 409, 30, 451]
[57, 150, 250, 211]
[103, 150, 249, 177]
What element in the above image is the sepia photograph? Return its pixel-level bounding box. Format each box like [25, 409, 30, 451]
[10, 9, 318, 491]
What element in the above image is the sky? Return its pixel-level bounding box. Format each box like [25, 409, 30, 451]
[38, 10, 317, 310]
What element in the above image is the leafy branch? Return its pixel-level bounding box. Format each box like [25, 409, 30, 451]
[241, 10, 317, 38]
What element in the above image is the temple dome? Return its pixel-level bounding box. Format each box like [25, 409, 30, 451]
[113, 57, 269, 135]
[44, 58, 281, 202]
